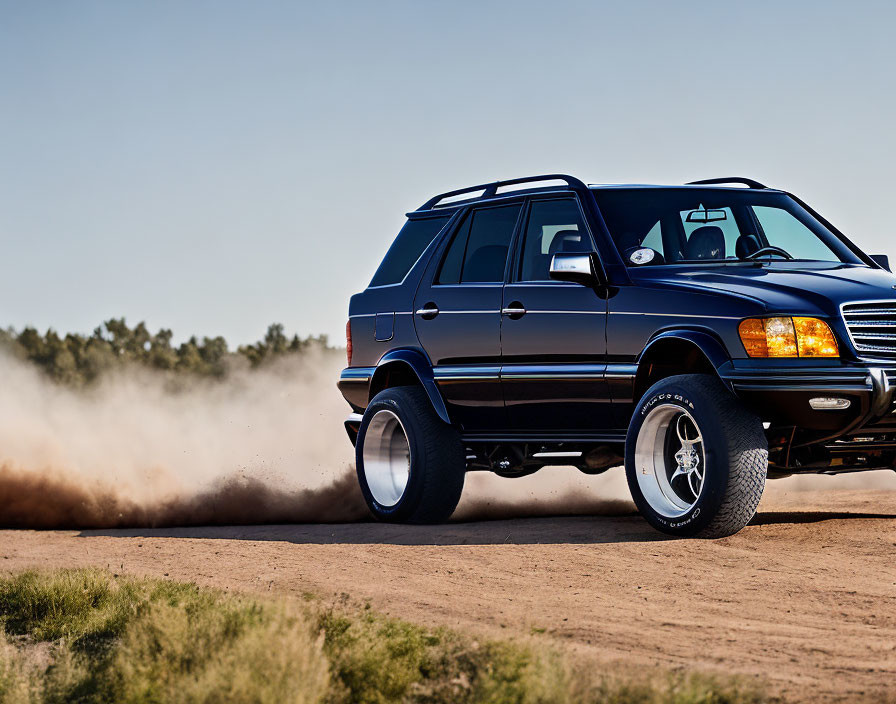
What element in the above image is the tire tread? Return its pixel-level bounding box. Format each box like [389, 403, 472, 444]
[358, 386, 465, 524]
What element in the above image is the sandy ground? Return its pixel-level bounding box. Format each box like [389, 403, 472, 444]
[1, 470, 894, 703]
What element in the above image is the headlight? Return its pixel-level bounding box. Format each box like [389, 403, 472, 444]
[738, 317, 839, 358]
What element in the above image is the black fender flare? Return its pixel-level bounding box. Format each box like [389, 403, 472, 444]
[635, 329, 732, 396]
[369, 349, 452, 425]
[640, 328, 730, 369]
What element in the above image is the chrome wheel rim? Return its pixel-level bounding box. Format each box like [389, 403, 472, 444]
[634, 404, 706, 518]
[362, 409, 411, 507]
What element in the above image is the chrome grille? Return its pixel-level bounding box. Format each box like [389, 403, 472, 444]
[842, 301, 896, 358]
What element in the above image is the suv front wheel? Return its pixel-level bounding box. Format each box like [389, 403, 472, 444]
[625, 374, 768, 538]
[356, 386, 465, 523]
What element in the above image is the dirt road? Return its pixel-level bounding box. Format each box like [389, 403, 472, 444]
[2, 471, 894, 703]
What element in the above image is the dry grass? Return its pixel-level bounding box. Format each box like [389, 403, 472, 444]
[0, 569, 774, 704]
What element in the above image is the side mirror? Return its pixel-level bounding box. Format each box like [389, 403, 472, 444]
[870, 254, 891, 272]
[549, 252, 599, 286]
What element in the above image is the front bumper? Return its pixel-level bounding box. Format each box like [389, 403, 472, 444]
[721, 362, 896, 438]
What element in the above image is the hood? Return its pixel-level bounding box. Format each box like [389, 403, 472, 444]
[631, 262, 896, 317]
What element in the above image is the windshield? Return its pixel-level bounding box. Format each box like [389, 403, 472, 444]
[591, 187, 864, 267]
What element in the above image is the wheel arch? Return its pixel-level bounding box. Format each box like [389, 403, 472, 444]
[634, 329, 732, 403]
[369, 348, 452, 425]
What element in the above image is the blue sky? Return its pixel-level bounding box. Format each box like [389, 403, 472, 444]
[1, 0, 894, 344]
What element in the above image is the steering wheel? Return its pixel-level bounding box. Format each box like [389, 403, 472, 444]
[744, 246, 793, 261]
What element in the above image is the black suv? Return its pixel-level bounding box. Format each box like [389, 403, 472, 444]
[338, 174, 896, 537]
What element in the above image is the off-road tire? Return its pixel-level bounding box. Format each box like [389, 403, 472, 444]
[356, 386, 465, 523]
[625, 374, 768, 538]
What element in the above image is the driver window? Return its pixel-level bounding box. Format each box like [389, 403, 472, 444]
[518, 199, 592, 281]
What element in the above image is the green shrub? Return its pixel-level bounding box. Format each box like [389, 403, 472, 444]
[0, 569, 773, 704]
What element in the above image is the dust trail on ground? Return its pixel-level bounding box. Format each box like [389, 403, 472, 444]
[0, 351, 368, 529]
[0, 463, 366, 529]
[766, 470, 896, 492]
[453, 467, 636, 521]
[761, 469, 896, 511]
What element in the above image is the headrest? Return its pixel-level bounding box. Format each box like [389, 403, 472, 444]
[548, 229, 584, 256]
[685, 226, 725, 260]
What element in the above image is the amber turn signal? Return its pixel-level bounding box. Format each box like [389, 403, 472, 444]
[738, 317, 839, 358]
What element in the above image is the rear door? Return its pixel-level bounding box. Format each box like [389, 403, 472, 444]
[413, 202, 523, 430]
[500, 196, 612, 433]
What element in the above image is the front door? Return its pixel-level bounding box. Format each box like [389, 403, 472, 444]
[500, 197, 612, 433]
[413, 202, 523, 431]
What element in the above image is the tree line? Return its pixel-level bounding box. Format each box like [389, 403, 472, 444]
[0, 319, 331, 385]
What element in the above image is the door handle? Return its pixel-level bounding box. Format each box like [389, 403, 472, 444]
[501, 302, 527, 319]
[415, 303, 440, 320]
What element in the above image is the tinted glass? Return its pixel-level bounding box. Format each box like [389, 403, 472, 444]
[369, 215, 451, 286]
[680, 206, 739, 258]
[437, 204, 521, 284]
[592, 188, 861, 266]
[436, 214, 471, 284]
[752, 206, 838, 261]
[519, 199, 591, 281]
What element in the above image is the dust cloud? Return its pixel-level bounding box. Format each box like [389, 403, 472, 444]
[0, 351, 368, 529]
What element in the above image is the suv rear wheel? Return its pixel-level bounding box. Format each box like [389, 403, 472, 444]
[356, 386, 465, 523]
[625, 374, 768, 538]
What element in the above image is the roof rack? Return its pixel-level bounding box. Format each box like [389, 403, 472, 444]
[419, 173, 588, 210]
[686, 177, 768, 189]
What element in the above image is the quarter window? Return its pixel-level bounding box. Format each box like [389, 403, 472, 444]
[518, 199, 591, 281]
[370, 215, 451, 286]
[436, 204, 521, 284]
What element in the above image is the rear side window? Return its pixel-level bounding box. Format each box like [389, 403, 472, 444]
[437, 204, 521, 284]
[369, 215, 451, 287]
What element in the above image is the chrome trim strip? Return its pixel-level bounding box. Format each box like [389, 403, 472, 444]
[435, 376, 500, 382]
[502, 374, 605, 380]
[504, 282, 585, 287]
[610, 311, 742, 320]
[434, 366, 501, 383]
[605, 364, 639, 379]
[533, 451, 583, 458]
[346, 413, 363, 424]
[500, 364, 607, 381]
[340, 368, 374, 381]
[521, 310, 605, 315]
[350, 312, 413, 319]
